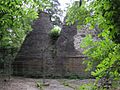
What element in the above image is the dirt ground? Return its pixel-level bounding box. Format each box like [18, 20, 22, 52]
[0, 77, 119, 90]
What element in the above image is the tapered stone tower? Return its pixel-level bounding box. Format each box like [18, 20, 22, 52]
[13, 12, 54, 77]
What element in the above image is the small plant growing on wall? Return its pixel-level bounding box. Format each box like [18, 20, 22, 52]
[49, 26, 61, 42]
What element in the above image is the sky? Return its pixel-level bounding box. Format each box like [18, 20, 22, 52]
[58, 0, 90, 21]
[58, 0, 74, 21]
[58, 0, 74, 10]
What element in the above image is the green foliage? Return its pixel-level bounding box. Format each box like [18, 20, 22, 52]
[49, 26, 61, 41]
[85, 0, 120, 43]
[78, 83, 97, 90]
[36, 82, 44, 90]
[78, 81, 120, 90]
[81, 0, 120, 80]
[66, 1, 90, 28]
[62, 81, 69, 86]
[67, 0, 120, 88]
[47, 0, 62, 26]
[81, 35, 120, 80]
[0, 0, 50, 48]
[0, 0, 50, 75]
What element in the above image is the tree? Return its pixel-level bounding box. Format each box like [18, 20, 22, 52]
[0, 0, 50, 77]
[66, 0, 120, 88]
[0, 0, 50, 48]
[46, 0, 63, 26]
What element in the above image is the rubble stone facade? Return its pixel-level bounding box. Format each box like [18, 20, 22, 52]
[13, 12, 97, 78]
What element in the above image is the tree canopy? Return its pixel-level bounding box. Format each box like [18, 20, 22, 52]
[67, 0, 120, 87]
[0, 0, 51, 49]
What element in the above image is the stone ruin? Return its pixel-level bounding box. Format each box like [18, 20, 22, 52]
[13, 12, 97, 78]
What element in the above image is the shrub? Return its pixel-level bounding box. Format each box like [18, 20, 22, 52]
[49, 26, 61, 41]
[78, 83, 97, 90]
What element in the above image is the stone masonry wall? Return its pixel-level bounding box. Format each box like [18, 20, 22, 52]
[13, 12, 97, 78]
[13, 12, 54, 77]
